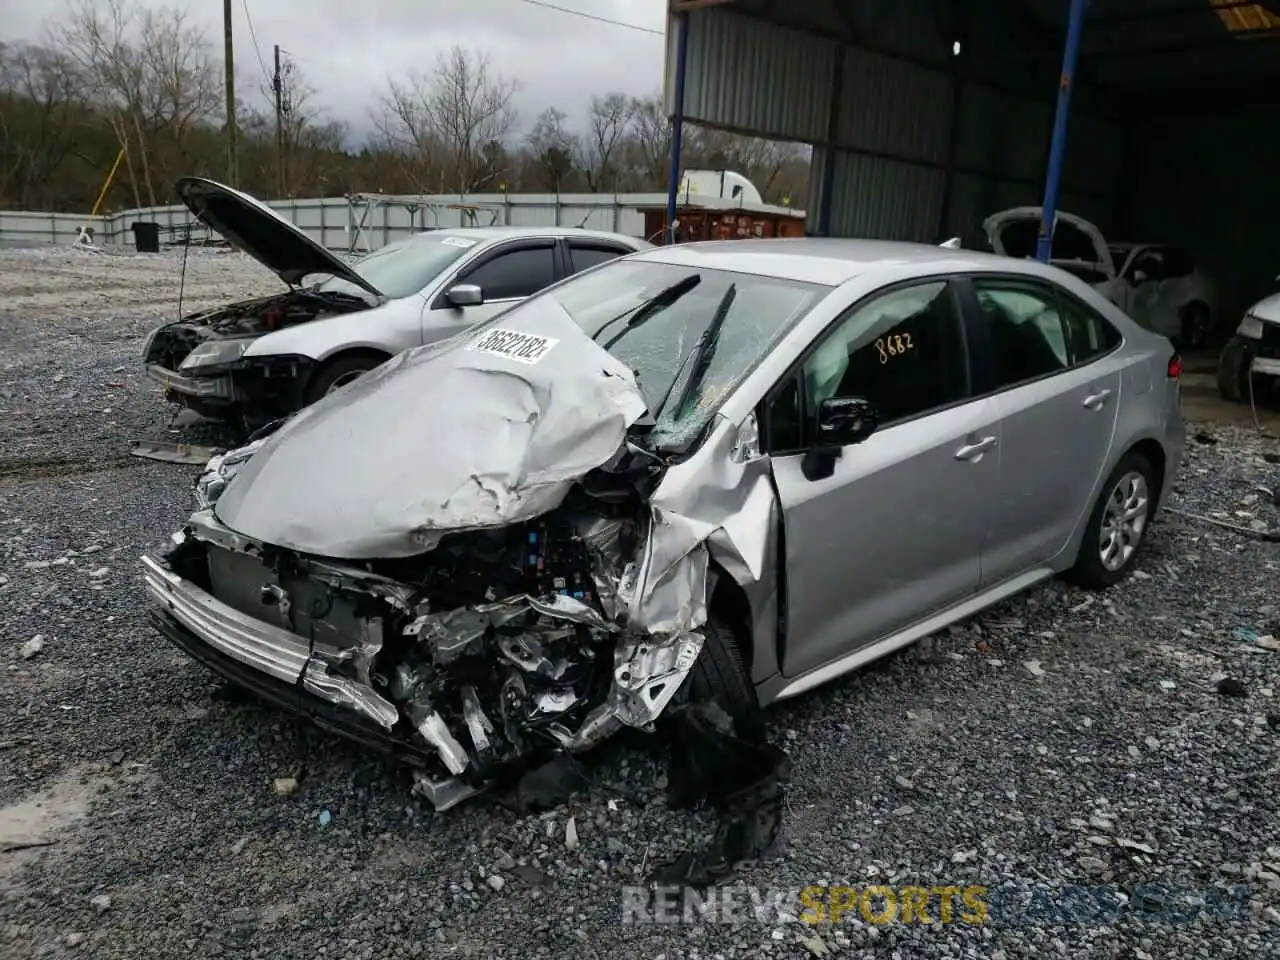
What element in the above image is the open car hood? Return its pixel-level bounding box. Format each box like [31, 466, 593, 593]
[1252, 290, 1280, 325]
[175, 177, 382, 298]
[211, 296, 650, 559]
[983, 206, 1114, 276]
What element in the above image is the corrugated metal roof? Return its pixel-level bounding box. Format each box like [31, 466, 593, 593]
[836, 47, 954, 164]
[828, 152, 946, 241]
[674, 8, 837, 143]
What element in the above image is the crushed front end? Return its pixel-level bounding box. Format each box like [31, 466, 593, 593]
[142, 289, 367, 422]
[146, 478, 703, 810]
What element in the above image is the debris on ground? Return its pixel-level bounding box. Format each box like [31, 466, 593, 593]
[647, 702, 791, 889]
[20, 635, 45, 660]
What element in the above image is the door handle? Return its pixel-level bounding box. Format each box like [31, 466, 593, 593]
[1083, 388, 1113, 410]
[954, 436, 997, 461]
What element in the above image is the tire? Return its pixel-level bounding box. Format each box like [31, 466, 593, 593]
[1180, 303, 1211, 350]
[304, 353, 387, 406]
[1217, 337, 1253, 403]
[680, 613, 763, 740]
[1067, 451, 1157, 590]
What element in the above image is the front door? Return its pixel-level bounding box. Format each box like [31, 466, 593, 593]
[767, 279, 999, 680]
[963, 276, 1124, 584]
[425, 240, 561, 340]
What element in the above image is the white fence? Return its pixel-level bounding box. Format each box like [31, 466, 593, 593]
[0, 192, 683, 251]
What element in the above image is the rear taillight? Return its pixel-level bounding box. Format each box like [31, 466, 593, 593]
[1167, 353, 1183, 379]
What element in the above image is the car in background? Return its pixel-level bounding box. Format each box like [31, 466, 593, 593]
[142, 177, 650, 426]
[142, 238, 1184, 810]
[1216, 280, 1280, 402]
[985, 207, 1215, 347]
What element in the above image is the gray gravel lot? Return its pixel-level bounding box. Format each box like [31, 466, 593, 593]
[1, 246, 1278, 959]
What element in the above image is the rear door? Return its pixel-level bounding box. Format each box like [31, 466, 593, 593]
[566, 240, 635, 276]
[767, 278, 1001, 679]
[961, 275, 1124, 585]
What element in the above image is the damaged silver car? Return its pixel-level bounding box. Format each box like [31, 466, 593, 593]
[142, 176, 648, 427]
[143, 238, 1184, 809]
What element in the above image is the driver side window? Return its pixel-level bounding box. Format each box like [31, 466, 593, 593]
[461, 245, 557, 300]
[798, 281, 968, 433]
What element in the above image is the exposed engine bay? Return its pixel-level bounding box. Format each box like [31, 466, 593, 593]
[165, 470, 706, 810]
[144, 288, 370, 371]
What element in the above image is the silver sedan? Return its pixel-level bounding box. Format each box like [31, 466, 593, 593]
[142, 238, 1184, 808]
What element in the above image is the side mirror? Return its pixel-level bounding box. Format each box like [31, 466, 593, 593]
[802, 397, 878, 482]
[446, 283, 484, 307]
[1130, 269, 1148, 285]
[816, 396, 878, 446]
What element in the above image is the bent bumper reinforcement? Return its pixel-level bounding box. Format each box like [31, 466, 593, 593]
[142, 555, 402, 736]
[145, 363, 234, 399]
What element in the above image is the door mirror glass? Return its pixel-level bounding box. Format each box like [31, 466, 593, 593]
[446, 283, 484, 307]
[1131, 269, 1148, 285]
[816, 396, 878, 446]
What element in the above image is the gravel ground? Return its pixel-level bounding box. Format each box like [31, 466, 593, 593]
[1, 246, 1278, 959]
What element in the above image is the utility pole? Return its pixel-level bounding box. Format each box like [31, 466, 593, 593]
[223, 0, 238, 186]
[274, 45, 285, 197]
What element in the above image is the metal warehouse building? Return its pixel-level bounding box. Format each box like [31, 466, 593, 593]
[660, 0, 1280, 324]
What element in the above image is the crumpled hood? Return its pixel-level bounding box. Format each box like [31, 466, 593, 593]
[212, 297, 649, 559]
[175, 176, 382, 299]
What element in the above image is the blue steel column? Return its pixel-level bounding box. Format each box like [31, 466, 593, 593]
[666, 10, 690, 245]
[1035, 0, 1089, 262]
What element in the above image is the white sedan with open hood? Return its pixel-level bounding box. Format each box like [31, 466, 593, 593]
[985, 207, 1215, 346]
[142, 177, 649, 427]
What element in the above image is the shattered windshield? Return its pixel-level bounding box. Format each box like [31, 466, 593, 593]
[547, 260, 828, 450]
[315, 233, 478, 299]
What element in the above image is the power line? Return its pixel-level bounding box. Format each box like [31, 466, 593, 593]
[510, 0, 664, 35]
[240, 0, 272, 83]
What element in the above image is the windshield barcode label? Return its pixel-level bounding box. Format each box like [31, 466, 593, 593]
[467, 328, 560, 364]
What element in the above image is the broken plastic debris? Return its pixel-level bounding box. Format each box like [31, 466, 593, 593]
[273, 777, 299, 795]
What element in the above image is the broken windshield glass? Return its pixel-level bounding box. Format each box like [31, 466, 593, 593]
[548, 261, 829, 451]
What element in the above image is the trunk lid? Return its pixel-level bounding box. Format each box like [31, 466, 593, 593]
[983, 206, 1115, 277]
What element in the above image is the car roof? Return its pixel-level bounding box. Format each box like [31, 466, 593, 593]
[410, 226, 644, 244]
[629, 237, 1058, 286]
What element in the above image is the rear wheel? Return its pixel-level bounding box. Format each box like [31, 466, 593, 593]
[304, 353, 387, 406]
[1067, 451, 1156, 589]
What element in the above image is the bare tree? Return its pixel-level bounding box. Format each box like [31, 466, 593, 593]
[627, 94, 673, 189]
[54, 0, 219, 206]
[576, 93, 632, 193]
[525, 107, 576, 192]
[0, 43, 87, 207]
[375, 44, 520, 194]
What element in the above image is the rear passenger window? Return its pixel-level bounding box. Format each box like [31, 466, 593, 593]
[973, 280, 1069, 388]
[569, 245, 627, 274]
[802, 280, 968, 427]
[463, 246, 556, 300]
[1061, 296, 1122, 363]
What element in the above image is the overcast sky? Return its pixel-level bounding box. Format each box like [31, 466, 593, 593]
[5, 0, 670, 139]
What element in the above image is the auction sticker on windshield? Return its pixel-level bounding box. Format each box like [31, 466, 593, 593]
[467, 328, 560, 364]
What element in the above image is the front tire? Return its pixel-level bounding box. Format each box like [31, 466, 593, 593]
[681, 613, 762, 740]
[1068, 451, 1156, 589]
[304, 353, 387, 406]
[1217, 337, 1254, 402]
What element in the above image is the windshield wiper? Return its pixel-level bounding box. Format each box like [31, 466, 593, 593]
[653, 282, 737, 426]
[595, 274, 701, 351]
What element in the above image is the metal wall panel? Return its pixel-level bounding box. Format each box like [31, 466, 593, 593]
[954, 84, 1051, 184]
[827, 152, 946, 241]
[1062, 112, 1122, 196]
[835, 47, 954, 164]
[674, 9, 836, 143]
